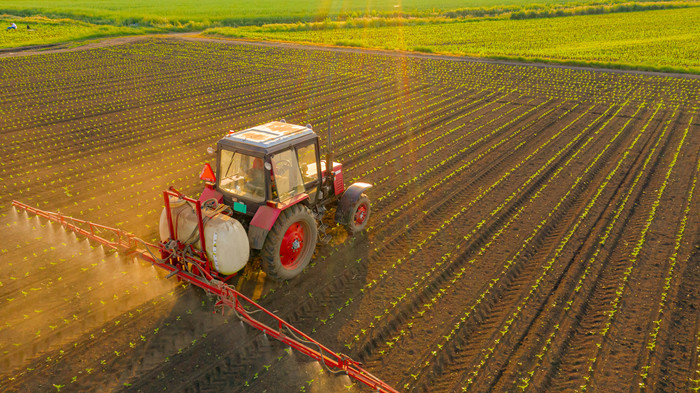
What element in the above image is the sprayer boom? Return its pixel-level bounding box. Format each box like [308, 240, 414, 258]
[11, 198, 399, 393]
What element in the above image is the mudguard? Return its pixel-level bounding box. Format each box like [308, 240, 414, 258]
[335, 182, 373, 225]
[248, 205, 281, 250]
[248, 194, 309, 250]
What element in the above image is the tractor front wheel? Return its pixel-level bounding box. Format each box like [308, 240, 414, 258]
[262, 204, 317, 280]
[344, 194, 371, 234]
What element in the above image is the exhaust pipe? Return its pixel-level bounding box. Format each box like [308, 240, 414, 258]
[326, 114, 333, 179]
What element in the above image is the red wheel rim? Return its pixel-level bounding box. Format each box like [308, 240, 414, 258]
[354, 204, 368, 226]
[280, 222, 305, 269]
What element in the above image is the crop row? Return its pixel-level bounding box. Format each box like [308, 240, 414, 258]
[573, 112, 692, 392]
[636, 141, 698, 389]
[398, 103, 641, 391]
[312, 101, 602, 356]
[299, 98, 557, 333]
[463, 104, 659, 392]
[504, 104, 669, 392]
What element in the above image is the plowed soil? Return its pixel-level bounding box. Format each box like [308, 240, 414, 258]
[1, 36, 698, 393]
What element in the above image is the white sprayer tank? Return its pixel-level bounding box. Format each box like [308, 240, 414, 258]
[158, 198, 249, 275]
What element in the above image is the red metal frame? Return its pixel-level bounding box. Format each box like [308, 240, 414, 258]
[163, 188, 237, 283]
[11, 196, 398, 393]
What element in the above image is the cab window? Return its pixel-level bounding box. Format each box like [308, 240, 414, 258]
[218, 149, 265, 202]
[297, 144, 318, 183]
[271, 149, 304, 201]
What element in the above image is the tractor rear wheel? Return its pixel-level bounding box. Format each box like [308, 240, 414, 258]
[262, 204, 317, 280]
[344, 194, 371, 234]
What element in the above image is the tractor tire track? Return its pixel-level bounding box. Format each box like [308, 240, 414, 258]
[485, 105, 671, 393]
[531, 108, 683, 392]
[342, 101, 609, 355]
[384, 103, 645, 391]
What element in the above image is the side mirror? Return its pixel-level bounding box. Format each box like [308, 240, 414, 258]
[207, 146, 216, 156]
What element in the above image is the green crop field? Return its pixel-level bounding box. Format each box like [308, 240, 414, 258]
[0, 16, 155, 48]
[0, 0, 600, 25]
[205, 7, 700, 73]
[1, 1, 699, 70]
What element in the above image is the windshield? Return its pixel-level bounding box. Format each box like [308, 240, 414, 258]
[218, 149, 266, 202]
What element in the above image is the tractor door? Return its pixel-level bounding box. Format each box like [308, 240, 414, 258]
[296, 142, 322, 200]
[270, 149, 305, 202]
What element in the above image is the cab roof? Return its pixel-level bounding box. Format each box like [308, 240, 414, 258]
[219, 121, 317, 155]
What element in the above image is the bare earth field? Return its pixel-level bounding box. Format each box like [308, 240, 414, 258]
[0, 37, 698, 393]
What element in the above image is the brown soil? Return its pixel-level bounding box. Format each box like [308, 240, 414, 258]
[0, 37, 698, 393]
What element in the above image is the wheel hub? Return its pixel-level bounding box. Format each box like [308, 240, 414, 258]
[354, 204, 368, 225]
[280, 222, 305, 269]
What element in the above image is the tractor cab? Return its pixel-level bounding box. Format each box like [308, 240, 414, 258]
[214, 121, 325, 215]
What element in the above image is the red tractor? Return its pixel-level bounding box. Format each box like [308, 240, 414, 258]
[159, 121, 372, 280]
[11, 121, 398, 392]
